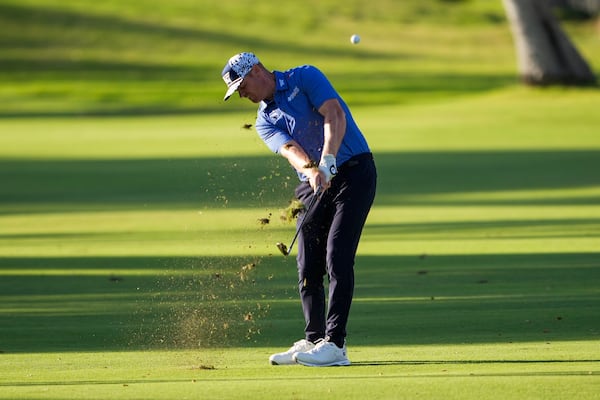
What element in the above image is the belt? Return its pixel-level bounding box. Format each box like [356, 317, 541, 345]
[338, 152, 373, 172]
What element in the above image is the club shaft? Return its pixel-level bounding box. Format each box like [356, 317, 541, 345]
[287, 188, 321, 254]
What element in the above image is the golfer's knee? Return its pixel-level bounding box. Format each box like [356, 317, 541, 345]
[298, 275, 323, 291]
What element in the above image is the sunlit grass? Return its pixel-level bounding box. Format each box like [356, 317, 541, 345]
[1, 201, 599, 257]
[0, 343, 598, 400]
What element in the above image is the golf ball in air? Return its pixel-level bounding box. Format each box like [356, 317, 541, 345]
[350, 34, 360, 44]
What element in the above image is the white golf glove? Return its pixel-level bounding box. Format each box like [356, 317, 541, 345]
[319, 154, 337, 183]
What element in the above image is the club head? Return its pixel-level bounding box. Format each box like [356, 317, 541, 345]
[276, 242, 289, 256]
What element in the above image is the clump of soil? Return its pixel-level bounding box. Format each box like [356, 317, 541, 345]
[280, 199, 304, 223]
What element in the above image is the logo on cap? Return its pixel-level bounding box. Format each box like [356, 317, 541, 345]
[221, 52, 260, 101]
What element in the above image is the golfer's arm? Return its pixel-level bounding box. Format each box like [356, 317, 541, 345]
[318, 98, 346, 158]
[278, 99, 345, 187]
[279, 141, 318, 178]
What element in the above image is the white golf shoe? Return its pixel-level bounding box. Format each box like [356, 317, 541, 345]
[269, 339, 316, 365]
[292, 338, 351, 367]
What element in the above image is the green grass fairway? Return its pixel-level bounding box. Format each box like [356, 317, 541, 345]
[1, 0, 600, 399]
[1, 90, 599, 399]
[0, 344, 597, 400]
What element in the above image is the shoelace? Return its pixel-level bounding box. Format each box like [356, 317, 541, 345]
[292, 340, 313, 352]
[308, 338, 331, 352]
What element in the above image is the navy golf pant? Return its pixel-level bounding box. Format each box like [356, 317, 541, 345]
[295, 153, 377, 347]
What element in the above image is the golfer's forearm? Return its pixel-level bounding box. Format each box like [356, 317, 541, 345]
[280, 140, 318, 177]
[319, 98, 346, 158]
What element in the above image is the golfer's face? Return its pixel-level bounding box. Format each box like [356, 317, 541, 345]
[238, 69, 266, 103]
[238, 78, 258, 102]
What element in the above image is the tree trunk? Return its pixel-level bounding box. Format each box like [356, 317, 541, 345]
[568, 0, 600, 14]
[503, 0, 597, 86]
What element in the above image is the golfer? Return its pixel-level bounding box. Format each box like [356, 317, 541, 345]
[221, 52, 377, 367]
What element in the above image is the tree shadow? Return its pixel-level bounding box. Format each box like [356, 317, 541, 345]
[352, 359, 600, 366]
[374, 150, 600, 205]
[2, 150, 599, 215]
[0, 3, 520, 117]
[0, 252, 598, 353]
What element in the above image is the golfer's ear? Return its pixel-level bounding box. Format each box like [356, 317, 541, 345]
[251, 63, 264, 76]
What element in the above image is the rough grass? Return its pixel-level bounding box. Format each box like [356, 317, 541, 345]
[1, 0, 598, 115]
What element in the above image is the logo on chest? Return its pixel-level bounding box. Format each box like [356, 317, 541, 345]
[288, 86, 300, 102]
[269, 109, 296, 134]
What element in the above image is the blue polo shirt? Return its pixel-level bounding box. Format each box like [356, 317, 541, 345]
[255, 65, 370, 181]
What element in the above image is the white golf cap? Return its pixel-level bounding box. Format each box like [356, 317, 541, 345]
[221, 52, 260, 101]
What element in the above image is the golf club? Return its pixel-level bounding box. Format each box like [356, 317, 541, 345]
[276, 187, 322, 256]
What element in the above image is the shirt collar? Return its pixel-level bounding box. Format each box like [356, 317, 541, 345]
[274, 71, 288, 92]
[260, 71, 287, 110]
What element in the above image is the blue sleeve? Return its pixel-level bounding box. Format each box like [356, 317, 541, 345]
[299, 65, 338, 110]
[255, 109, 292, 154]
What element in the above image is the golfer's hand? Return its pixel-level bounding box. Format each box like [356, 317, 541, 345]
[319, 154, 337, 183]
[306, 168, 330, 194]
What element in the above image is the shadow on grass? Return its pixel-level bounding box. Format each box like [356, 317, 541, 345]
[0, 3, 395, 64]
[0, 366, 597, 386]
[0, 3, 518, 117]
[352, 359, 600, 366]
[2, 150, 600, 215]
[0, 71, 518, 118]
[365, 218, 600, 240]
[0, 253, 598, 353]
